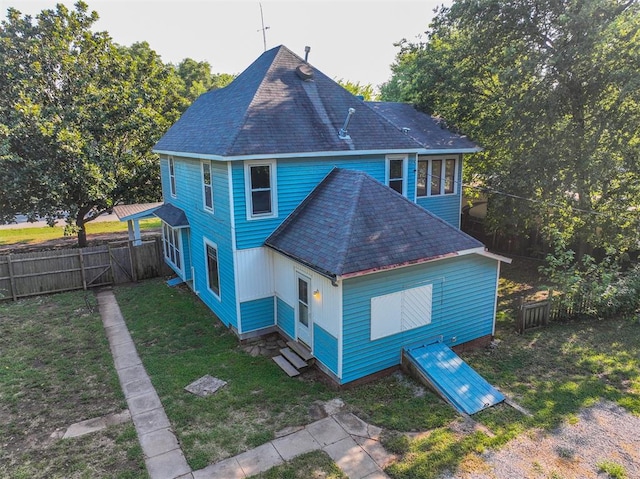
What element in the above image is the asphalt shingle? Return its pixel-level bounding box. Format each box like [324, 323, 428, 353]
[154, 203, 189, 228]
[154, 45, 479, 157]
[265, 169, 484, 278]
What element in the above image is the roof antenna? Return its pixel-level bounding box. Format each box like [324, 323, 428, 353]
[258, 3, 270, 52]
[339, 108, 356, 139]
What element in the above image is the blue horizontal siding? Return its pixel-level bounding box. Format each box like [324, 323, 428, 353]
[240, 297, 275, 333]
[160, 156, 238, 329]
[416, 195, 461, 228]
[233, 156, 387, 250]
[276, 297, 295, 339]
[415, 155, 463, 227]
[341, 254, 498, 384]
[313, 324, 338, 375]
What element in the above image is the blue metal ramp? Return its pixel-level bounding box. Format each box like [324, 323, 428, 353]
[404, 342, 504, 415]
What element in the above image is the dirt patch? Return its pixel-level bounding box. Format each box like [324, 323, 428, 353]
[443, 401, 640, 478]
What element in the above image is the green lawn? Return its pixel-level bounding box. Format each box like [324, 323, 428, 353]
[114, 280, 453, 471]
[115, 259, 640, 478]
[0, 291, 147, 479]
[0, 218, 161, 246]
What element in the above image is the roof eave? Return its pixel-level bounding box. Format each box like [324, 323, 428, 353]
[152, 147, 483, 162]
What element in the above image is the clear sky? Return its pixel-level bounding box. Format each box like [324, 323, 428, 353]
[0, 0, 449, 88]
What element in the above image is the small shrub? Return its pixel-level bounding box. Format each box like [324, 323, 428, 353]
[597, 459, 627, 479]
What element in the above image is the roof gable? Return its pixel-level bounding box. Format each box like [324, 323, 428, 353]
[154, 45, 479, 158]
[265, 168, 484, 278]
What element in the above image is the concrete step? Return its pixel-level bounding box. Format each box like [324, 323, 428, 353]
[286, 340, 313, 361]
[280, 347, 308, 370]
[273, 355, 300, 377]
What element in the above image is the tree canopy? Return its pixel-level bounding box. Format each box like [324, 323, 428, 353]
[0, 1, 232, 246]
[382, 0, 640, 260]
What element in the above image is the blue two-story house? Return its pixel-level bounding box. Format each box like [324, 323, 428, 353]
[152, 45, 508, 385]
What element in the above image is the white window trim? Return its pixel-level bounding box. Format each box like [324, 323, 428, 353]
[244, 159, 278, 220]
[203, 237, 221, 300]
[385, 154, 408, 197]
[201, 160, 214, 213]
[162, 222, 184, 275]
[168, 156, 177, 198]
[416, 155, 459, 198]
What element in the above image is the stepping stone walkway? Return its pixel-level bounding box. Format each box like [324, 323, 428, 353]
[97, 288, 393, 479]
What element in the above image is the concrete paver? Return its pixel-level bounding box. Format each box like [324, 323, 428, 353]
[118, 364, 150, 386]
[127, 390, 163, 416]
[131, 408, 171, 436]
[353, 436, 397, 469]
[139, 428, 182, 458]
[272, 428, 321, 461]
[235, 443, 283, 476]
[192, 458, 244, 479]
[145, 449, 191, 479]
[122, 377, 155, 398]
[62, 410, 131, 439]
[324, 436, 381, 479]
[307, 416, 350, 446]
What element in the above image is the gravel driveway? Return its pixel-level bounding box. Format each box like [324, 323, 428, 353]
[444, 401, 640, 479]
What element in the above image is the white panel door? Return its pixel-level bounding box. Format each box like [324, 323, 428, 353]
[296, 273, 312, 347]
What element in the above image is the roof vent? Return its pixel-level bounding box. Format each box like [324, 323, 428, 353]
[304, 45, 311, 62]
[296, 63, 314, 81]
[402, 127, 411, 134]
[338, 108, 356, 139]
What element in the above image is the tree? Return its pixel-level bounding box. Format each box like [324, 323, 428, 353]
[0, 2, 186, 246]
[337, 79, 377, 101]
[176, 58, 234, 100]
[382, 0, 640, 260]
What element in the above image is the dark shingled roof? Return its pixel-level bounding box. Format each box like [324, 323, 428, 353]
[367, 102, 479, 151]
[154, 45, 479, 157]
[265, 169, 484, 278]
[154, 203, 189, 228]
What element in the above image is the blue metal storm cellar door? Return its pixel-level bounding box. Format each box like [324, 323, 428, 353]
[404, 342, 505, 415]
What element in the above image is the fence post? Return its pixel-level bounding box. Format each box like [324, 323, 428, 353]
[78, 249, 87, 290]
[6, 254, 17, 301]
[516, 295, 524, 333]
[128, 240, 138, 283]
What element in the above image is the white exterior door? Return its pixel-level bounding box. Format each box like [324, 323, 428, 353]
[296, 273, 312, 347]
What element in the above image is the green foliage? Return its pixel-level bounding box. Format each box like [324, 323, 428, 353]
[597, 460, 628, 479]
[382, 0, 640, 256]
[337, 78, 377, 101]
[540, 238, 640, 319]
[0, 2, 232, 246]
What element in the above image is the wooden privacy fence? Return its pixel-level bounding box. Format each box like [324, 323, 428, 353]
[0, 238, 169, 301]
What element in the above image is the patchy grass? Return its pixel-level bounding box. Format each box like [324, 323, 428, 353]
[249, 450, 347, 479]
[0, 218, 160, 246]
[384, 257, 640, 478]
[0, 291, 146, 478]
[114, 279, 456, 471]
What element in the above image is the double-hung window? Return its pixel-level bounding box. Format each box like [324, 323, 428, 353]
[168, 156, 176, 197]
[202, 161, 214, 212]
[386, 155, 407, 196]
[162, 223, 181, 271]
[417, 156, 458, 197]
[205, 240, 220, 298]
[245, 160, 277, 219]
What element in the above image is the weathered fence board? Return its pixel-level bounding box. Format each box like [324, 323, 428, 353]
[0, 238, 169, 301]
